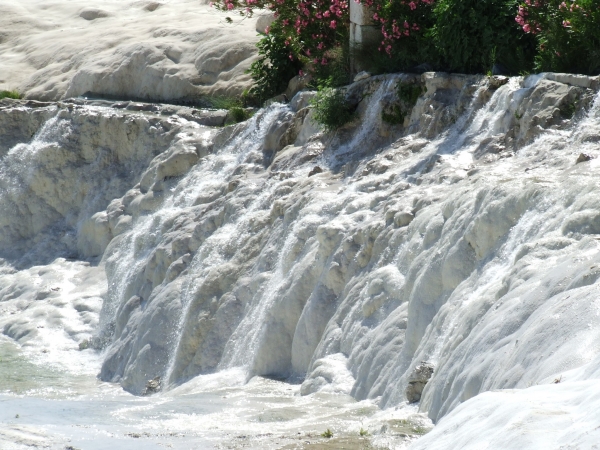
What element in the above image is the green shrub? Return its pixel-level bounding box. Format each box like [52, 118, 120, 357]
[246, 23, 302, 104]
[373, 0, 439, 71]
[355, 0, 535, 75]
[213, 0, 348, 77]
[208, 96, 241, 110]
[201, 96, 252, 124]
[431, 0, 536, 74]
[311, 87, 355, 132]
[518, 0, 600, 74]
[0, 90, 22, 100]
[352, 41, 431, 76]
[228, 106, 250, 123]
[240, 89, 260, 108]
[381, 104, 405, 125]
[311, 44, 353, 89]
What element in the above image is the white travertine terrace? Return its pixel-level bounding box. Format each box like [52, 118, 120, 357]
[2, 12, 600, 443]
[0, 0, 260, 101]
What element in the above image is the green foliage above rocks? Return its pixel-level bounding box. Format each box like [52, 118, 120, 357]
[246, 23, 303, 104]
[311, 86, 355, 132]
[431, 0, 536, 74]
[0, 90, 22, 100]
[214, 0, 599, 104]
[228, 106, 249, 123]
[517, 0, 600, 75]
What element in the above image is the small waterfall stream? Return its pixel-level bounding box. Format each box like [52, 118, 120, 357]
[162, 105, 294, 382]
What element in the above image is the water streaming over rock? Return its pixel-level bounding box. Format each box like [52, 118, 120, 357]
[1, 72, 600, 448]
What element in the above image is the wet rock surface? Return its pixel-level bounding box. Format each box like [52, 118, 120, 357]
[2, 72, 600, 448]
[405, 362, 435, 403]
[576, 152, 592, 164]
[142, 376, 162, 395]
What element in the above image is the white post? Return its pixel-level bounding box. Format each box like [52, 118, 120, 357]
[349, 1, 380, 73]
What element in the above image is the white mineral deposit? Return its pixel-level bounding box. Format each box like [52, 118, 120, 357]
[1, 1, 600, 449]
[0, 0, 260, 101]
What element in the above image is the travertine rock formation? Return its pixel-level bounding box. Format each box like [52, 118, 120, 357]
[2, 71, 600, 448]
[0, 0, 260, 101]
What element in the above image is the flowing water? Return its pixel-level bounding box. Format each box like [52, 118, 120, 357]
[2, 73, 600, 449]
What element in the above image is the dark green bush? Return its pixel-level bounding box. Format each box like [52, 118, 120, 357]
[378, 0, 438, 71]
[321, 429, 334, 438]
[311, 87, 355, 132]
[519, 0, 600, 74]
[246, 23, 302, 104]
[311, 44, 353, 89]
[431, 0, 535, 74]
[228, 106, 250, 123]
[351, 41, 430, 75]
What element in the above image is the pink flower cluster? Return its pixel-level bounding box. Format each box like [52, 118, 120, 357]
[515, 0, 600, 67]
[515, 0, 543, 33]
[211, 0, 349, 69]
[358, 0, 435, 55]
[516, 0, 592, 34]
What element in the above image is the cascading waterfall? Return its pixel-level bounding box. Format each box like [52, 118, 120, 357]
[0, 113, 67, 255]
[162, 105, 294, 383]
[2, 72, 600, 449]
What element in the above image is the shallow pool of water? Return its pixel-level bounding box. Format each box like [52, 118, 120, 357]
[0, 339, 430, 449]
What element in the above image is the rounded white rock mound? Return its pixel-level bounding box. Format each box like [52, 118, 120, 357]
[0, 0, 260, 101]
